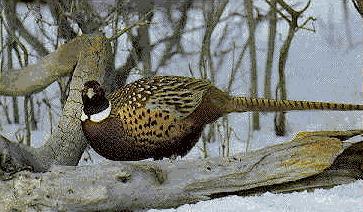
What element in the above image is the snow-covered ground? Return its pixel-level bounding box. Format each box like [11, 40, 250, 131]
[149, 180, 363, 212]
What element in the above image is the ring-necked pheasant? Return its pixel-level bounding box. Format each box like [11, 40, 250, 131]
[81, 76, 363, 161]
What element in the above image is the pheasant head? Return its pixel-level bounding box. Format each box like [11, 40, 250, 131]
[80, 81, 111, 122]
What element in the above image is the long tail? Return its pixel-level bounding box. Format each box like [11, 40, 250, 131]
[226, 96, 363, 112]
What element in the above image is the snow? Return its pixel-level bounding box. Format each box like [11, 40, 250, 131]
[149, 180, 363, 212]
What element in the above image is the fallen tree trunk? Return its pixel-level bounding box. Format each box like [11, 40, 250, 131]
[0, 130, 362, 211]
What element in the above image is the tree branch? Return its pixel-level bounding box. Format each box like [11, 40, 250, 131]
[3, 0, 49, 56]
[0, 35, 112, 172]
[108, 12, 152, 41]
[0, 37, 82, 96]
[352, 0, 363, 16]
[199, 0, 228, 80]
[155, 1, 192, 72]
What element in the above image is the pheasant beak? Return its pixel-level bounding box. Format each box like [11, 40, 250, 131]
[86, 88, 95, 99]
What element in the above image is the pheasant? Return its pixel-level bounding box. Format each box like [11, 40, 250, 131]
[80, 76, 363, 161]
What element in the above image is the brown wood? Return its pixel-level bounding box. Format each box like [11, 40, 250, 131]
[0, 34, 362, 211]
[0, 34, 113, 171]
[0, 130, 361, 211]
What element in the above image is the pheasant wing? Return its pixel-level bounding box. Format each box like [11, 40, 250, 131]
[145, 76, 211, 119]
[108, 76, 212, 120]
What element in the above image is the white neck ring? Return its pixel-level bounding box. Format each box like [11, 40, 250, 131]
[81, 102, 112, 122]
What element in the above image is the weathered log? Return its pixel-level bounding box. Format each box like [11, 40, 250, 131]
[0, 130, 362, 211]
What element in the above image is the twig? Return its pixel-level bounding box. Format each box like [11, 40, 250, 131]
[155, 1, 192, 73]
[108, 11, 152, 41]
[265, 0, 290, 22]
[298, 16, 317, 32]
[3, 0, 49, 56]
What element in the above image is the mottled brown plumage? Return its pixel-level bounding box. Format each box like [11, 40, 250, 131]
[81, 76, 363, 161]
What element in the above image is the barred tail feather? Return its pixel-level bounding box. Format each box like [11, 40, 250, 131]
[227, 97, 363, 113]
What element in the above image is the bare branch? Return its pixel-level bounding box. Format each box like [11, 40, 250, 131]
[264, 0, 277, 99]
[352, 0, 363, 16]
[48, 1, 78, 41]
[265, 0, 290, 21]
[155, 1, 192, 72]
[108, 11, 152, 41]
[298, 16, 317, 32]
[245, 0, 260, 130]
[199, 0, 228, 80]
[0, 37, 82, 96]
[3, 0, 49, 56]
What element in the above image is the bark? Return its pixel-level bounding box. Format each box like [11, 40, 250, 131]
[245, 0, 260, 130]
[0, 37, 80, 96]
[264, 0, 277, 99]
[273, 0, 311, 136]
[0, 35, 112, 172]
[137, 12, 153, 76]
[5, 37, 20, 124]
[197, 1, 229, 152]
[199, 0, 228, 80]
[0, 130, 362, 211]
[11, 97, 19, 124]
[48, 1, 78, 41]
[352, 0, 363, 16]
[3, 0, 49, 57]
[155, 1, 192, 72]
[342, 0, 353, 46]
[36, 35, 113, 169]
[24, 96, 31, 146]
[112, 13, 153, 90]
